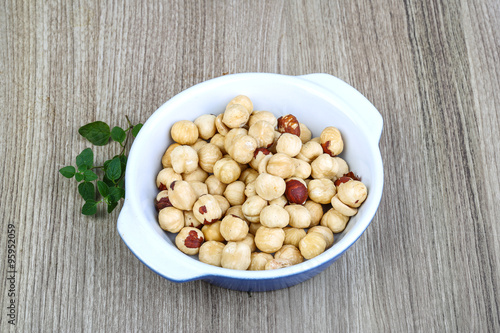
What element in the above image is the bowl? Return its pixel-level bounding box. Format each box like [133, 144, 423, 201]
[117, 73, 383, 292]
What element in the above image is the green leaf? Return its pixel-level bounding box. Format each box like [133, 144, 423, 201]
[79, 121, 111, 146]
[106, 157, 121, 181]
[83, 169, 98, 181]
[132, 123, 143, 138]
[82, 200, 98, 215]
[111, 126, 126, 143]
[107, 201, 118, 213]
[59, 166, 76, 178]
[75, 173, 84, 182]
[76, 148, 93, 171]
[97, 181, 110, 197]
[108, 186, 125, 202]
[78, 182, 95, 201]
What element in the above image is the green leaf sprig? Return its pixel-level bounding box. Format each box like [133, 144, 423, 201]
[59, 116, 143, 215]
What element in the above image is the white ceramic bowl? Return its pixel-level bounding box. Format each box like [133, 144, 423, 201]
[117, 73, 383, 291]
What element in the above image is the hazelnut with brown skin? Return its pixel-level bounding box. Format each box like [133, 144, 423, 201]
[337, 180, 368, 208]
[175, 227, 204, 255]
[320, 126, 343, 156]
[170, 145, 199, 174]
[199, 241, 225, 267]
[284, 178, 308, 205]
[249, 252, 274, 270]
[220, 215, 249, 241]
[299, 232, 326, 259]
[205, 175, 227, 196]
[168, 180, 197, 211]
[308, 178, 336, 204]
[274, 244, 304, 265]
[184, 211, 202, 228]
[161, 143, 181, 168]
[155, 190, 172, 211]
[249, 148, 272, 170]
[308, 226, 334, 248]
[311, 154, 339, 179]
[223, 104, 250, 128]
[198, 143, 223, 173]
[259, 204, 290, 228]
[254, 226, 286, 253]
[283, 227, 307, 248]
[213, 157, 241, 184]
[201, 221, 225, 242]
[321, 208, 350, 233]
[194, 114, 217, 140]
[221, 242, 251, 270]
[284, 204, 312, 229]
[156, 167, 182, 191]
[277, 114, 300, 136]
[193, 194, 223, 225]
[248, 110, 277, 128]
[276, 133, 303, 157]
[223, 181, 247, 206]
[266, 153, 295, 179]
[171, 120, 199, 145]
[158, 206, 184, 233]
[248, 120, 275, 148]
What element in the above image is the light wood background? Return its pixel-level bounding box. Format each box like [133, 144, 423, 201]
[1, 0, 499, 331]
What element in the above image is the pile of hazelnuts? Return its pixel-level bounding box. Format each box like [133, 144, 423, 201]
[155, 95, 368, 270]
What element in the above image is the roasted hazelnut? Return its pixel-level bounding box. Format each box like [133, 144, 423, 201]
[205, 175, 227, 196]
[284, 204, 312, 228]
[244, 181, 257, 198]
[283, 227, 306, 248]
[249, 222, 263, 235]
[320, 126, 343, 156]
[199, 241, 225, 267]
[248, 120, 275, 148]
[321, 208, 350, 233]
[304, 200, 323, 227]
[248, 110, 277, 128]
[255, 226, 286, 253]
[242, 195, 268, 221]
[299, 123, 312, 143]
[175, 227, 204, 255]
[239, 168, 259, 184]
[292, 158, 312, 179]
[190, 138, 208, 152]
[260, 204, 290, 228]
[184, 210, 202, 228]
[276, 133, 302, 157]
[198, 143, 223, 173]
[220, 215, 249, 241]
[221, 242, 251, 270]
[311, 154, 339, 179]
[223, 104, 250, 128]
[215, 114, 230, 136]
[170, 145, 199, 174]
[156, 167, 183, 191]
[227, 134, 258, 164]
[274, 244, 304, 265]
[257, 154, 272, 174]
[269, 195, 287, 208]
[183, 166, 209, 182]
[249, 148, 272, 170]
[249, 252, 274, 270]
[227, 95, 253, 115]
[333, 157, 349, 179]
[284, 178, 308, 205]
[224, 128, 248, 153]
[213, 157, 241, 184]
[265, 258, 293, 270]
[225, 205, 246, 221]
[296, 141, 323, 163]
[308, 178, 336, 204]
[201, 221, 225, 242]
[158, 206, 184, 233]
[213, 195, 230, 215]
[171, 120, 199, 145]
[187, 181, 209, 199]
[337, 180, 368, 208]
[277, 114, 300, 136]
[155, 190, 172, 211]
[168, 180, 197, 211]
[299, 233, 326, 259]
[266, 153, 295, 179]
[240, 233, 257, 252]
[193, 194, 223, 225]
[254, 173, 286, 201]
[210, 133, 227, 154]
[161, 143, 181, 168]
[331, 195, 358, 216]
[308, 226, 334, 248]
[223, 181, 246, 206]
[194, 114, 217, 140]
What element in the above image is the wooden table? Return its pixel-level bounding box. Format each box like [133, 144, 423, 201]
[1, 0, 499, 331]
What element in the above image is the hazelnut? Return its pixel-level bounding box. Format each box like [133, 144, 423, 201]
[284, 204, 312, 228]
[260, 204, 290, 228]
[175, 227, 204, 255]
[244, 180, 257, 198]
[213, 157, 241, 184]
[284, 178, 308, 205]
[221, 242, 251, 270]
[254, 226, 285, 253]
[242, 195, 268, 222]
[193, 194, 223, 225]
[205, 175, 227, 196]
[240, 233, 257, 252]
[194, 114, 217, 140]
[183, 167, 209, 182]
[320, 126, 343, 156]
[331, 195, 358, 216]
[248, 111, 277, 128]
[227, 135, 258, 164]
[184, 210, 202, 228]
[249, 222, 263, 235]
[299, 233, 326, 259]
[223, 181, 247, 206]
[170, 145, 199, 174]
[210, 133, 227, 154]
[269, 195, 287, 208]
[296, 141, 323, 163]
[308, 226, 334, 248]
[249, 252, 274, 270]
[187, 181, 208, 199]
[321, 208, 349, 233]
[254, 173, 286, 201]
[333, 157, 349, 179]
[198, 143, 223, 173]
[199, 241, 225, 267]
[171, 120, 199, 145]
[299, 123, 312, 143]
[223, 104, 250, 128]
[308, 178, 336, 204]
[239, 168, 259, 185]
[276, 133, 302, 157]
[225, 205, 246, 221]
[248, 120, 275, 148]
[190, 138, 208, 152]
[257, 154, 272, 174]
[227, 95, 253, 115]
[265, 258, 293, 270]
[224, 128, 248, 153]
[266, 153, 295, 179]
[249, 148, 272, 170]
[168, 180, 197, 211]
[292, 158, 312, 179]
[220, 215, 249, 241]
[337, 180, 368, 208]
[158, 206, 184, 233]
[277, 114, 300, 136]
[304, 200, 324, 227]
[156, 167, 182, 191]
[155, 190, 172, 211]
[201, 221, 225, 242]
[310, 137, 321, 143]
[283, 227, 306, 248]
[274, 244, 304, 265]
[161, 143, 181, 168]
[215, 114, 230, 136]
[213, 195, 230, 215]
[311, 154, 339, 179]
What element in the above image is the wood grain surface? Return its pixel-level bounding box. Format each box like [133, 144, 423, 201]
[1, 0, 500, 331]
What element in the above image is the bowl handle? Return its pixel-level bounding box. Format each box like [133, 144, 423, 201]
[298, 73, 383, 143]
[117, 203, 205, 282]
